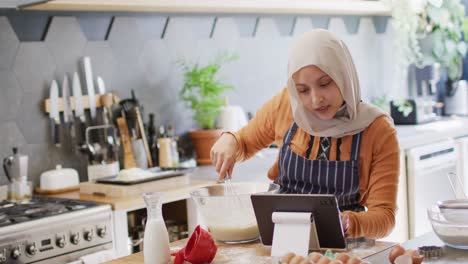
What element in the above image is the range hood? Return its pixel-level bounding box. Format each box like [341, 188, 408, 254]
[0, 0, 48, 9]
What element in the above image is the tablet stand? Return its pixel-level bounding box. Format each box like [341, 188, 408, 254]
[270, 212, 320, 257]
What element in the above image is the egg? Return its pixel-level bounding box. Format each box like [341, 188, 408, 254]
[403, 249, 424, 264]
[335, 253, 351, 263]
[280, 252, 296, 263]
[328, 260, 344, 264]
[308, 252, 324, 262]
[299, 259, 312, 264]
[388, 244, 406, 263]
[394, 254, 412, 264]
[412, 255, 424, 264]
[347, 256, 364, 264]
[289, 255, 307, 264]
[316, 256, 332, 264]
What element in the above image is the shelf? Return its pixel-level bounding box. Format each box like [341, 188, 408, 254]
[23, 0, 391, 16]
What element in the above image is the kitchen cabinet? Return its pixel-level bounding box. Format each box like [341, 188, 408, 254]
[383, 117, 468, 243]
[23, 0, 391, 15]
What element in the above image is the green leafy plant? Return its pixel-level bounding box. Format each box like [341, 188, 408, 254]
[391, 0, 468, 81]
[179, 52, 238, 129]
[392, 99, 414, 117]
[419, 0, 467, 80]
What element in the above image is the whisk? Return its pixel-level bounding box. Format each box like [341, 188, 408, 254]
[223, 172, 242, 208]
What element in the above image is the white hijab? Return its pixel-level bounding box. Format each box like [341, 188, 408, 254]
[287, 29, 390, 138]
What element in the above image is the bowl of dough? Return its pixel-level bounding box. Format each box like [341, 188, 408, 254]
[190, 182, 280, 244]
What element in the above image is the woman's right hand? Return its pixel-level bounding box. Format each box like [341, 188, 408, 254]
[210, 133, 239, 181]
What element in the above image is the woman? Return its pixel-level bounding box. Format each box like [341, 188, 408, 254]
[210, 29, 399, 239]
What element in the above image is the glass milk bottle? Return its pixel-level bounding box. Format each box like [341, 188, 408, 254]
[143, 192, 170, 264]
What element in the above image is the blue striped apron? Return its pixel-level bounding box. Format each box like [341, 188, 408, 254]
[275, 122, 364, 212]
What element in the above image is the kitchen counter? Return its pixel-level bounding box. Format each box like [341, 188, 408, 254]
[395, 116, 468, 150]
[365, 232, 468, 263]
[104, 232, 468, 263]
[104, 238, 395, 264]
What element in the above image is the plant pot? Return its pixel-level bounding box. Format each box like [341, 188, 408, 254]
[189, 129, 223, 165]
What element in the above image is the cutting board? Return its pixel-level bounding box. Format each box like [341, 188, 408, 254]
[80, 174, 190, 197]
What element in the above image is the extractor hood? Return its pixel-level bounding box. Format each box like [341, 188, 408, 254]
[0, 0, 48, 9]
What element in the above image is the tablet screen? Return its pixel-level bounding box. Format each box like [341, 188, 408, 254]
[250, 193, 346, 250]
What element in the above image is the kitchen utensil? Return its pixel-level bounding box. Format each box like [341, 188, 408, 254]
[39, 164, 79, 191]
[96, 76, 106, 95]
[173, 225, 217, 264]
[132, 139, 148, 169]
[3, 147, 28, 182]
[135, 106, 153, 167]
[447, 172, 467, 199]
[49, 79, 60, 146]
[62, 74, 76, 152]
[223, 172, 242, 209]
[117, 117, 136, 169]
[96, 167, 194, 185]
[437, 199, 468, 223]
[100, 93, 114, 122]
[427, 206, 468, 249]
[83, 57, 96, 120]
[85, 125, 118, 164]
[190, 182, 280, 243]
[72, 71, 88, 148]
[72, 72, 86, 123]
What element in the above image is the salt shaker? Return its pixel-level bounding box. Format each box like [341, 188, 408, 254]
[143, 192, 171, 264]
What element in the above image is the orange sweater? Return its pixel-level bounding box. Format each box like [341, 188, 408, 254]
[232, 88, 399, 239]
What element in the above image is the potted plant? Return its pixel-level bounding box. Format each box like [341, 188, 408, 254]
[392, 0, 468, 81]
[390, 0, 468, 117]
[179, 52, 238, 165]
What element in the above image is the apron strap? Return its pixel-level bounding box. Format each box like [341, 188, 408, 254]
[283, 122, 298, 145]
[350, 132, 363, 161]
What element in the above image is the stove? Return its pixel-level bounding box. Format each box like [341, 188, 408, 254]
[0, 196, 113, 264]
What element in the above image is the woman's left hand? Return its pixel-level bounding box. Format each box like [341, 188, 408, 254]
[340, 212, 349, 235]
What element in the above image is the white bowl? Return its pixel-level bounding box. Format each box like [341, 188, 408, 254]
[437, 199, 468, 223]
[428, 207, 468, 249]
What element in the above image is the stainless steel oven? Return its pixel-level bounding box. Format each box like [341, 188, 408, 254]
[0, 197, 113, 264]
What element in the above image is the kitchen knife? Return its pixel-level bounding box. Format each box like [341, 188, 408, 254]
[62, 75, 72, 124]
[72, 71, 87, 148]
[72, 72, 86, 123]
[83, 57, 96, 120]
[97, 76, 106, 94]
[62, 75, 76, 152]
[49, 80, 60, 147]
[97, 76, 113, 126]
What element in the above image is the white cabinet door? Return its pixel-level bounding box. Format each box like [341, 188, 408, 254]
[382, 151, 408, 243]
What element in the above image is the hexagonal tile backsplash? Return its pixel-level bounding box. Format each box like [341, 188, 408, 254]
[0, 11, 394, 186]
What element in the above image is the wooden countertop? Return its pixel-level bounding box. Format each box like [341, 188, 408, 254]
[105, 238, 395, 263]
[45, 179, 215, 211]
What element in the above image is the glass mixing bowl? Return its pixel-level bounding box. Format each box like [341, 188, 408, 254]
[190, 182, 280, 244]
[428, 206, 468, 249]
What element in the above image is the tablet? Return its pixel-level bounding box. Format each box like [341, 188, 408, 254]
[250, 193, 346, 250]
